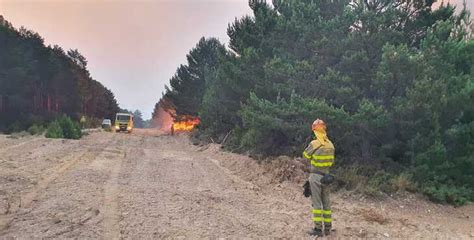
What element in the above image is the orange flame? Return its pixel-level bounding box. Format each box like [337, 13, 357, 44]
[172, 117, 200, 132]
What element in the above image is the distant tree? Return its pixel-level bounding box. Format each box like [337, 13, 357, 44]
[67, 49, 88, 71]
[133, 110, 144, 128]
[161, 37, 226, 118]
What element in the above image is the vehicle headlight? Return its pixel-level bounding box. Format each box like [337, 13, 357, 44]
[115, 125, 120, 129]
[127, 126, 131, 130]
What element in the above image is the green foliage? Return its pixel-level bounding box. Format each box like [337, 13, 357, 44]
[45, 116, 82, 139]
[45, 121, 64, 139]
[160, 37, 226, 118]
[155, 1, 474, 204]
[239, 92, 350, 156]
[27, 124, 45, 135]
[60, 116, 82, 139]
[364, 171, 397, 197]
[422, 183, 472, 206]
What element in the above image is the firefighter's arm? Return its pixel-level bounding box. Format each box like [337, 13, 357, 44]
[302, 140, 322, 160]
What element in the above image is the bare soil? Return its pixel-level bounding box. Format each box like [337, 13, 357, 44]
[0, 129, 472, 239]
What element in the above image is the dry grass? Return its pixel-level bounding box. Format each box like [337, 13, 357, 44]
[391, 172, 417, 192]
[264, 156, 307, 184]
[356, 208, 390, 225]
[334, 166, 369, 191]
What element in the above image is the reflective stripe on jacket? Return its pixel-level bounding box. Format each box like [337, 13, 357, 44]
[303, 139, 335, 174]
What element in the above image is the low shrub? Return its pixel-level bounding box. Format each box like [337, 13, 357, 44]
[45, 116, 82, 139]
[45, 121, 64, 138]
[390, 172, 417, 192]
[363, 171, 395, 197]
[28, 124, 45, 135]
[333, 166, 418, 198]
[422, 183, 472, 206]
[60, 116, 82, 139]
[333, 166, 369, 191]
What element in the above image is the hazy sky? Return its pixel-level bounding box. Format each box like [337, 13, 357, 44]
[0, 0, 251, 119]
[0, 0, 472, 119]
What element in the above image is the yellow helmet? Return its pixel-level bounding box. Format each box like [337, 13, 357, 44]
[311, 118, 326, 132]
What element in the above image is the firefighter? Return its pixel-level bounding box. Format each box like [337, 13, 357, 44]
[302, 119, 335, 237]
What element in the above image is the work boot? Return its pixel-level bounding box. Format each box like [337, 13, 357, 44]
[309, 228, 324, 237]
[324, 228, 331, 236]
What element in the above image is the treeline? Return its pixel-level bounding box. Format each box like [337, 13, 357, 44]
[154, 37, 226, 121]
[0, 16, 119, 132]
[155, 0, 473, 204]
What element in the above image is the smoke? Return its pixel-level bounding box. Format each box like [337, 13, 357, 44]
[151, 104, 173, 132]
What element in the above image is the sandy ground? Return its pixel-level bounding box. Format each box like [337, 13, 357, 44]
[0, 129, 472, 239]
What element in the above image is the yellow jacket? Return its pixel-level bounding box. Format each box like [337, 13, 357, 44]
[303, 132, 335, 174]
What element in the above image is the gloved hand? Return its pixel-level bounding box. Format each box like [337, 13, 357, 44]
[320, 174, 335, 185]
[303, 180, 311, 197]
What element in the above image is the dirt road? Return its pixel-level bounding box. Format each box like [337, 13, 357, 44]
[0, 130, 473, 239]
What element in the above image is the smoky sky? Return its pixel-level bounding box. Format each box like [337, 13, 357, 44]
[0, 0, 472, 119]
[0, 0, 251, 119]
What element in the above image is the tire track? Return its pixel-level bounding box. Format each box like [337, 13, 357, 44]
[0, 150, 91, 232]
[102, 146, 127, 240]
[0, 134, 121, 234]
[0, 138, 43, 156]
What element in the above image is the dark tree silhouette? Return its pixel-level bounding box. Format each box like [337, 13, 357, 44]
[0, 16, 119, 131]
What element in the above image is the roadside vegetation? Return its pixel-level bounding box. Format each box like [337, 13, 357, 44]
[27, 124, 45, 136]
[45, 116, 82, 139]
[4, 115, 82, 140]
[0, 16, 120, 134]
[155, 0, 474, 205]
